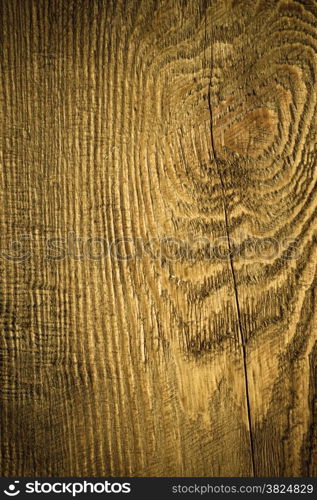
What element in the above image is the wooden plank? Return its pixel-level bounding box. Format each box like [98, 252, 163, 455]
[0, 0, 316, 477]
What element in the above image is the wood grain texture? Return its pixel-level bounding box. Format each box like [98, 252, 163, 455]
[1, 0, 317, 477]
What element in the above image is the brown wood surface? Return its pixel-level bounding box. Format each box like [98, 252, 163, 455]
[1, 0, 317, 477]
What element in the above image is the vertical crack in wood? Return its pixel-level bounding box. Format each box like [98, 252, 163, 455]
[204, 13, 256, 476]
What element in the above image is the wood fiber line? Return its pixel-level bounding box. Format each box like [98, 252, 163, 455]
[0, 0, 317, 477]
[205, 17, 256, 475]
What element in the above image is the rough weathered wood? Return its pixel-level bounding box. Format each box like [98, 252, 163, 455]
[0, 0, 316, 477]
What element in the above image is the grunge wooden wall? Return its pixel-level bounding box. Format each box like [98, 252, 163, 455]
[1, 0, 316, 477]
